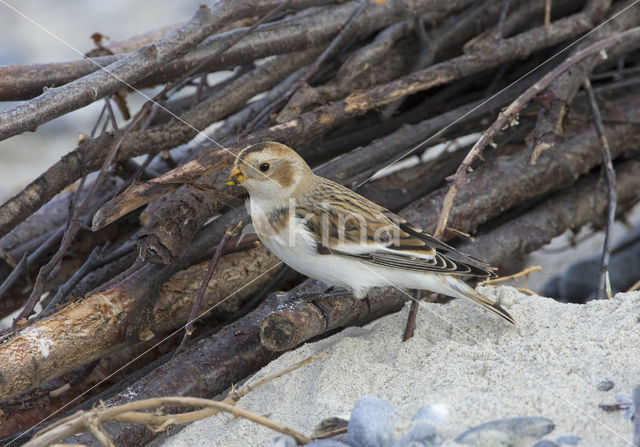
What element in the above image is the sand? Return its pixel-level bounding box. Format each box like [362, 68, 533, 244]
[157, 287, 640, 446]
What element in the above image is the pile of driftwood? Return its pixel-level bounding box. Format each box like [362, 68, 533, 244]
[1, 0, 640, 445]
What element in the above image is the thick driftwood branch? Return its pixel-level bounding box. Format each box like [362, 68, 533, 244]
[260, 289, 407, 352]
[0, 21, 186, 101]
[458, 158, 640, 264]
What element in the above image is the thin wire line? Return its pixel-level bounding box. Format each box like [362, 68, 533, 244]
[0, 0, 282, 187]
[2, 1, 638, 445]
[355, 0, 640, 188]
[356, 261, 634, 446]
[7, 260, 283, 445]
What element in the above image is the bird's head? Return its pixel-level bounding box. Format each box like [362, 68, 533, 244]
[227, 142, 312, 202]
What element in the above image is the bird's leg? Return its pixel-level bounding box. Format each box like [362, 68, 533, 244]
[402, 289, 422, 342]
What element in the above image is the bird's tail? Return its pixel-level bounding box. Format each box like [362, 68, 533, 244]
[447, 277, 515, 324]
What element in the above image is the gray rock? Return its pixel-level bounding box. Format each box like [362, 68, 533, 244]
[556, 434, 581, 445]
[267, 435, 298, 447]
[346, 395, 396, 447]
[545, 242, 640, 303]
[304, 440, 350, 447]
[454, 416, 555, 446]
[532, 441, 560, 447]
[596, 380, 614, 391]
[394, 422, 444, 447]
[411, 405, 448, 426]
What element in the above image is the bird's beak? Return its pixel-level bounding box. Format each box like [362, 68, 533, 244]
[227, 166, 246, 186]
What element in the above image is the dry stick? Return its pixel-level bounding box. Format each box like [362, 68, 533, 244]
[260, 288, 407, 352]
[0, 252, 27, 300]
[432, 25, 640, 239]
[229, 353, 326, 403]
[402, 290, 421, 342]
[44, 240, 136, 313]
[545, 0, 552, 27]
[24, 396, 311, 447]
[173, 221, 243, 356]
[583, 78, 616, 300]
[246, 0, 368, 131]
[480, 265, 542, 285]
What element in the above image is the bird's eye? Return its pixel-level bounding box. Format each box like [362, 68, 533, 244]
[259, 163, 270, 172]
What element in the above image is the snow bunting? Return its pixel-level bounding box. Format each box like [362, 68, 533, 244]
[227, 141, 514, 324]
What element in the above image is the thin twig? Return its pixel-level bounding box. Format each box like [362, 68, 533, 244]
[230, 353, 326, 403]
[627, 278, 640, 292]
[0, 252, 27, 301]
[480, 266, 542, 285]
[173, 221, 243, 356]
[583, 78, 616, 300]
[545, 0, 552, 28]
[25, 396, 312, 447]
[44, 240, 135, 312]
[433, 26, 640, 239]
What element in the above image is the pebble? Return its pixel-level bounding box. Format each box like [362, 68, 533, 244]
[346, 395, 396, 447]
[531, 441, 560, 447]
[394, 421, 444, 447]
[411, 404, 449, 426]
[555, 434, 581, 445]
[596, 380, 614, 391]
[304, 440, 350, 447]
[454, 416, 555, 446]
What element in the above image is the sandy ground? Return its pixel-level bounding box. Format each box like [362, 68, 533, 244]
[157, 287, 640, 446]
